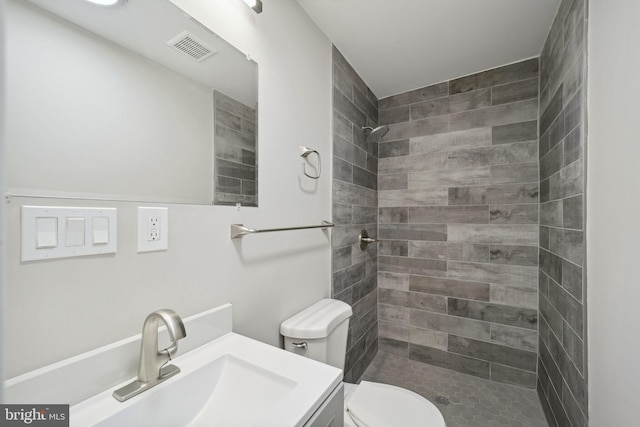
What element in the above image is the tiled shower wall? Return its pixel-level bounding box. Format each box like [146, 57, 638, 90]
[376, 58, 540, 389]
[213, 90, 257, 206]
[537, 0, 588, 426]
[331, 46, 379, 382]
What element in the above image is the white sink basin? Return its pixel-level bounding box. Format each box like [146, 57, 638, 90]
[71, 333, 342, 427]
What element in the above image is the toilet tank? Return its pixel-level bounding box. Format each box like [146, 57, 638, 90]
[280, 299, 352, 370]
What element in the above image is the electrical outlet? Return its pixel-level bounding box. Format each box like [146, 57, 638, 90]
[138, 207, 168, 252]
[147, 217, 161, 241]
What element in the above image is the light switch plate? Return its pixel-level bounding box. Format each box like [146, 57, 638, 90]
[137, 207, 168, 253]
[22, 206, 117, 261]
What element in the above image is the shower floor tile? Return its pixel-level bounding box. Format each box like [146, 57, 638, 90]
[358, 350, 548, 427]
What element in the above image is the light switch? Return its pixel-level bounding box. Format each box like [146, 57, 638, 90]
[65, 217, 85, 247]
[36, 217, 58, 248]
[93, 216, 110, 245]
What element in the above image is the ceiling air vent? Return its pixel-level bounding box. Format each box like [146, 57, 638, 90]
[167, 31, 217, 63]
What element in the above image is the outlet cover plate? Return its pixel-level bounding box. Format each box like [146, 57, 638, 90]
[137, 207, 168, 253]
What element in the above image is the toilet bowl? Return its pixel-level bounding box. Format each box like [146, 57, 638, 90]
[280, 299, 446, 427]
[343, 381, 445, 427]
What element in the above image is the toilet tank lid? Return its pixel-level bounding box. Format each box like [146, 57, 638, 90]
[280, 299, 353, 339]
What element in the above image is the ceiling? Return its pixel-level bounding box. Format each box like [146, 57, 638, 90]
[296, 0, 560, 100]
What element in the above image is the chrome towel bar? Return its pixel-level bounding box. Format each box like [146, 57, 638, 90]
[230, 221, 334, 239]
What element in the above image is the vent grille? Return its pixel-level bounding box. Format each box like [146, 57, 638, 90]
[167, 31, 217, 62]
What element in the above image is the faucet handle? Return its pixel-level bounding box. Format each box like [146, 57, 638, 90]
[162, 342, 179, 358]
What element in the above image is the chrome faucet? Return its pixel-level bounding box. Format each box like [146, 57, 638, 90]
[113, 309, 187, 402]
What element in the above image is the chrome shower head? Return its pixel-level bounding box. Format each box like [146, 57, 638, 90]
[362, 125, 389, 143]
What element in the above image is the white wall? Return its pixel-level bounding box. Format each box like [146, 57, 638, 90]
[0, 0, 6, 400]
[3, 0, 333, 379]
[587, 0, 640, 423]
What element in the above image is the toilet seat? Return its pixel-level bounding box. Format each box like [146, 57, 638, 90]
[344, 381, 446, 427]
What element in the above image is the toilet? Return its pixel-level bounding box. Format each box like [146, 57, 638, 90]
[280, 299, 446, 427]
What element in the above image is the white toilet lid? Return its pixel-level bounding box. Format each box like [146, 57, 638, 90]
[346, 381, 446, 427]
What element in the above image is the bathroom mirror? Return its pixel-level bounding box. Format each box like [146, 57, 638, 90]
[6, 0, 258, 206]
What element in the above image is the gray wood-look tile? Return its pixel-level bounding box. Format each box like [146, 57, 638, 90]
[548, 279, 584, 337]
[379, 207, 408, 224]
[491, 323, 538, 352]
[540, 200, 563, 227]
[408, 327, 448, 351]
[334, 111, 353, 141]
[492, 78, 539, 106]
[549, 159, 583, 200]
[491, 364, 537, 388]
[563, 195, 583, 230]
[410, 96, 450, 120]
[562, 322, 584, 374]
[334, 86, 367, 127]
[333, 180, 377, 208]
[379, 320, 409, 342]
[490, 284, 538, 310]
[489, 245, 538, 267]
[379, 174, 408, 191]
[411, 127, 492, 155]
[548, 111, 565, 150]
[379, 140, 410, 158]
[378, 304, 410, 325]
[408, 205, 489, 224]
[380, 105, 409, 125]
[449, 99, 538, 133]
[448, 298, 538, 330]
[380, 82, 449, 110]
[216, 176, 241, 194]
[539, 248, 563, 285]
[334, 133, 367, 169]
[562, 259, 582, 301]
[379, 223, 447, 241]
[333, 262, 366, 294]
[333, 46, 369, 98]
[332, 246, 352, 272]
[446, 141, 537, 169]
[382, 115, 450, 142]
[411, 310, 491, 342]
[379, 151, 447, 174]
[448, 224, 538, 245]
[493, 58, 539, 86]
[379, 240, 408, 257]
[379, 289, 410, 308]
[539, 226, 550, 250]
[378, 271, 410, 291]
[353, 85, 378, 124]
[333, 156, 353, 183]
[490, 204, 539, 224]
[564, 124, 582, 167]
[352, 274, 377, 302]
[410, 275, 490, 301]
[549, 228, 584, 266]
[408, 241, 449, 260]
[448, 261, 538, 288]
[450, 70, 494, 95]
[380, 256, 448, 277]
[492, 120, 538, 145]
[540, 85, 563, 135]
[449, 88, 492, 113]
[448, 335, 537, 371]
[448, 183, 539, 206]
[409, 293, 447, 314]
[353, 165, 377, 190]
[379, 188, 448, 208]
[352, 205, 377, 225]
[540, 142, 563, 181]
[409, 167, 491, 190]
[410, 344, 490, 379]
[539, 292, 563, 340]
[333, 63, 353, 100]
[490, 162, 538, 185]
[332, 203, 352, 225]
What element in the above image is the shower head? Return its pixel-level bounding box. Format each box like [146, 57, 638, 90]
[363, 125, 389, 143]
